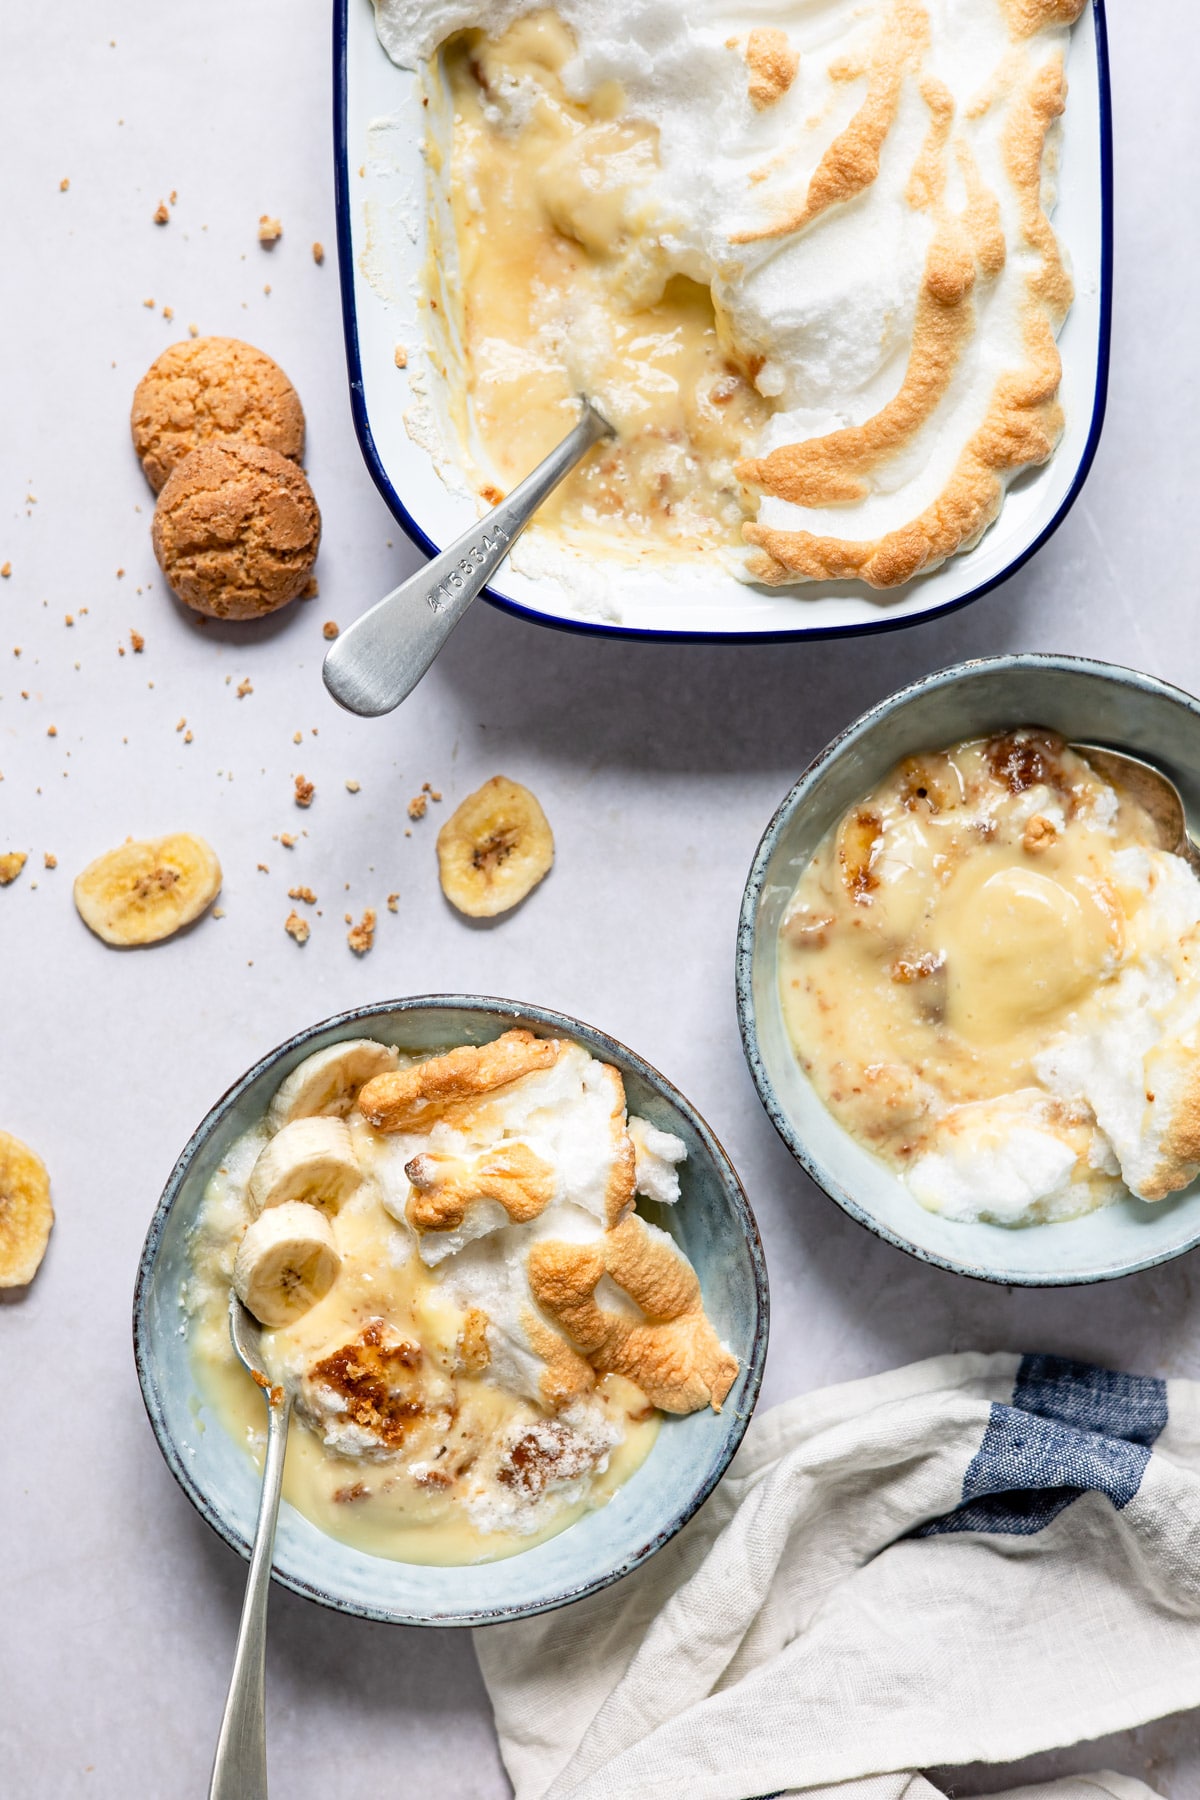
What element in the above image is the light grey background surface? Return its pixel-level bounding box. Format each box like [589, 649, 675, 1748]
[1, 2, 1196, 1794]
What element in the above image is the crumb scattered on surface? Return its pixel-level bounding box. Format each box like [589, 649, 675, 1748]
[130, 630, 144, 652]
[184, 730, 193, 744]
[212, 906, 225, 919]
[422, 781, 443, 802]
[43, 853, 57, 870]
[312, 242, 325, 264]
[188, 322, 199, 337]
[258, 215, 282, 245]
[294, 775, 314, 808]
[236, 678, 253, 698]
[257, 862, 269, 874]
[292, 732, 302, 744]
[154, 202, 169, 225]
[387, 892, 399, 913]
[143, 297, 155, 308]
[0, 852, 27, 885]
[0, 564, 10, 579]
[322, 620, 339, 640]
[163, 305, 174, 321]
[280, 832, 297, 848]
[345, 779, 360, 794]
[407, 794, 427, 821]
[176, 717, 186, 732]
[347, 908, 376, 955]
[46, 725, 57, 738]
[60, 177, 69, 192]
[285, 910, 310, 945]
[288, 885, 317, 904]
[394, 344, 408, 368]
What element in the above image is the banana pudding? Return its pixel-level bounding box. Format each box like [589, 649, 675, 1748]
[187, 1030, 737, 1562]
[779, 731, 1200, 1227]
[375, 0, 1085, 590]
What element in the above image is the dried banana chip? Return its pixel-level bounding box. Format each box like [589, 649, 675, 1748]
[0, 1131, 53, 1288]
[437, 775, 553, 918]
[74, 833, 222, 946]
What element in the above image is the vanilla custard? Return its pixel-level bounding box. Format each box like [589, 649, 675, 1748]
[376, 0, 1087, 589]
[186, 1031, 737, 1563]
[780, 733, 1200, 1226]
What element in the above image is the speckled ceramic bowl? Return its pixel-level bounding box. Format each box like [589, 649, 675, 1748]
[134, 996, 768, 1626]
[737, 653, 1200, 1286]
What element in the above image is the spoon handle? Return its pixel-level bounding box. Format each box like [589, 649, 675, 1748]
[322, 401, 612, 717]
[208, 1392, 293, 1800]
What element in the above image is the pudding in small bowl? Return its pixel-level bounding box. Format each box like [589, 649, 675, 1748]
[135, 998, 767, 1624]
[738, 655, 1200, 1284]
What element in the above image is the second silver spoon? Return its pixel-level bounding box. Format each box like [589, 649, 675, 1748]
[323, 398, 613, 718]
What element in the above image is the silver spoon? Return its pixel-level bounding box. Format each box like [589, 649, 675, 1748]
[208, 1296, 293, 1800]
[323, 397, 614, 717]
[1072, 742, 1200, 878]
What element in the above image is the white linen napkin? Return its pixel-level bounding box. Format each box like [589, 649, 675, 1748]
[474, 1352, 1200, 1800]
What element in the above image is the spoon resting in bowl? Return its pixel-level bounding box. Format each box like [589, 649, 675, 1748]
[1072, 743, 1200, 879]
[323, 397, 614, 717]
[208, 1295, 293, 1800]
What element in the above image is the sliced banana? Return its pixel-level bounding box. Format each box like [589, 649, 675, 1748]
[0, 1131, 53, 1288]
[436, 775, 553, 918]
[233, 1200, 341, 1327]
[74, 834, 222, 946]
[248, 1117, 362, 1215]
[267, 1038, 399, 1130]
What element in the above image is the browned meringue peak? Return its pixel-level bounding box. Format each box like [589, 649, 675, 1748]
[528, 1214, 738, 1415]
[745, 28, 799, 111]
[742, 53, 1074, 588]
[404, 1141, 559, 1233]
[358, 1028, 561, 1132]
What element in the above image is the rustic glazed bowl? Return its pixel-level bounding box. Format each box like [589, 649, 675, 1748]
[737, 653, 1200, 1286]
[134, 996, 768, 1625]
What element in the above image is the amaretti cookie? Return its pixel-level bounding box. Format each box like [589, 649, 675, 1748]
[151, 441, 320, 620]
[131, 337, 305, 494]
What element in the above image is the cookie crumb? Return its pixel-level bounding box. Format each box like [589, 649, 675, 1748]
[236, 677, 253, 698]
[293, 731, 302, 744]
[280, 832, 297, 848]
[175, 717, 186, 732]
[163, 305, 174, 321]
[0, 851, 27, 885]
[60, 177, 70, 192]
[65, 613, 74, 627]
[188, 322, 199, 337]
[312, 242, 325, 264]
[116, 568, 125, 578]
[130, 630, 144, 652]
[47, 725, 57, 738]
[322, 620, 339, 640]
[302, 576, 319, 599]
[288, 885, 317, 904]
[154, 202, 169, 225]
[394, 344, 408, 369]
[294, 775, 314, 808]
[422, 782, 443, 802]
[387, 892, 400, 913]
[257, 862, 269, 874]
[407, 794, 428, 821]
[43, 853, 57, 870]
[0, 563, 10, 578]
[184, 730, 193, 744]
[143, 297, 155, 308]
[284, 910, 310, 945]
[212, 906, 225, 919]
[258, 214, 283, 245]
[347, 908, 376, 955]
[345, 779, 360, 794]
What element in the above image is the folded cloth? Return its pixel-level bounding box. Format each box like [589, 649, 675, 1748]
[474, 1353, 1200, 1800]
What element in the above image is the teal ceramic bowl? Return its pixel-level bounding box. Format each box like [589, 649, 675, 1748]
[737, 653, 1200, 1286]
[134, 996, 768, 1626]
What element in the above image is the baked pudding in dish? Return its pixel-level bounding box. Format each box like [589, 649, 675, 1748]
[779, 731, 1200, 1228]
[373, 0, 1087, 591]
[186, 1029, 737, 1563]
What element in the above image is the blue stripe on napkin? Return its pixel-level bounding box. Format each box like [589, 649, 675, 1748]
[916, 1353, 1167, 1538]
